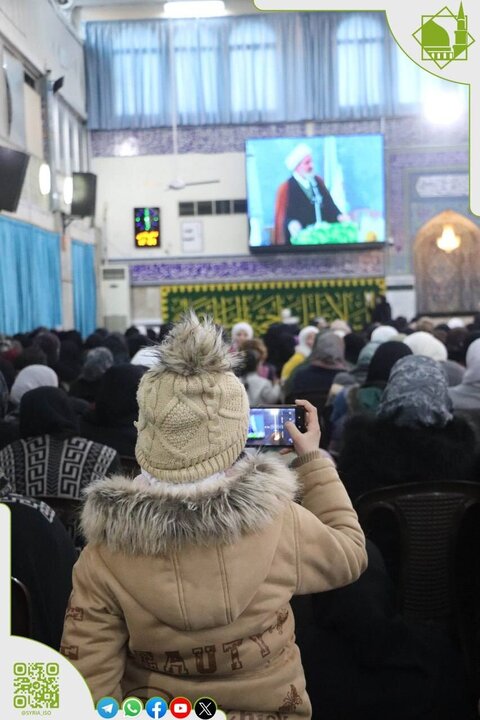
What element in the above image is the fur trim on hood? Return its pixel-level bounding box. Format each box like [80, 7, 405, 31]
[81, 453, 298, 556]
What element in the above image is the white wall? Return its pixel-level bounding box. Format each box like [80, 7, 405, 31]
[386, 275, 417, 321]
[93, 152, 250, 260]
[0, 0, 94, 330]
[0, 0, 86, 116]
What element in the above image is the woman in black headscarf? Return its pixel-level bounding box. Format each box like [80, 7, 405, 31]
[54, 340, 84, 385]
[0, 387, 120, 516]
[80, 364, 147, 457]
[344, 332, 366, 369]
[337, 356, 478, 503]
[102, 332, 130, 365]
[329, 342, 413, 454]
[262, 323, 296, 377]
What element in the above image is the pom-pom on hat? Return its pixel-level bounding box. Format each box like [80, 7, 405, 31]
[135, 311, 250, 483]
[285, 143, 312, 172]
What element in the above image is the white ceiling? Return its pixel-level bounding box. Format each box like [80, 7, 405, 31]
[69, 0, 254, 21]
[72, 0, 207, 5]
[72, 0, 162, 5]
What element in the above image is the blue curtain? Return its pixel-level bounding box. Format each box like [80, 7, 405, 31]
[71, 241, 97, 338]
[0, 217, 62, 334]
[85, 12, 466, 130]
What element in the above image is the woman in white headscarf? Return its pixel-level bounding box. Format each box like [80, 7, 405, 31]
[230, 322, 254, 351]
[370, 325, 398, 344]
[448, 338, 480, 410]
[280, 325, 319, 382]
[330, 319, 352, 338]
[402, 331, 466, 386]
[403, 331, 448, 362]
[10, 365, 58, 406]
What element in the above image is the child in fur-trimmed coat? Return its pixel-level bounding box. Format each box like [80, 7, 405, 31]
[61, 312, 367, 719]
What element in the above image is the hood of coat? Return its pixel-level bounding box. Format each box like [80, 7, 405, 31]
[81, 452, 298, 631]
[82, 452, 298, 554]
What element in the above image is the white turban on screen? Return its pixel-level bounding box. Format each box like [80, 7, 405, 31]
[285, 143, 312, 172]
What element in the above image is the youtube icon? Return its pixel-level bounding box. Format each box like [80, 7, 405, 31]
[170, 697, 192, 719]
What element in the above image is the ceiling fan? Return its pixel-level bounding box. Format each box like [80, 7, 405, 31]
[166, 25, 220, 191]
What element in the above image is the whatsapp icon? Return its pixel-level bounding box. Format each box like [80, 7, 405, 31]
[122, 697, 144, 717]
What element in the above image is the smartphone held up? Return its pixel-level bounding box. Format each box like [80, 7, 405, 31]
[246, 405, 306, 447]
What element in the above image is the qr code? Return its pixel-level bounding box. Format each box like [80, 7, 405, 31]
[13, 662, 60, 709]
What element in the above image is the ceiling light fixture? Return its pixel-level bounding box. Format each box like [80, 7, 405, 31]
[163, 1, 226, 18]
[436, 224, 461, 253]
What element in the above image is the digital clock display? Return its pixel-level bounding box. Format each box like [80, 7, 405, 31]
[134, 207, 160, 248]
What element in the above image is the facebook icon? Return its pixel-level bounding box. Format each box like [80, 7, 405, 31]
[145, 697, 168, 719]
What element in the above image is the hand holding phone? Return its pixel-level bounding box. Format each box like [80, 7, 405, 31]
[283, 399, 321, 456]
[246, 405, 305, 447]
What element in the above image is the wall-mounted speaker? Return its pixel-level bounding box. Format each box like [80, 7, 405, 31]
[71, 172, 97, 217]
[0, 145, 29, 212]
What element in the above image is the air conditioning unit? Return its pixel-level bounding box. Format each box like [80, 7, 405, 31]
[100, 265, 131, 332]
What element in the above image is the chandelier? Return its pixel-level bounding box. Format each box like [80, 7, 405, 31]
[436, 224, 461, 253]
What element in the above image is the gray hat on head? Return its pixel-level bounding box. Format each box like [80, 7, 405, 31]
[82, 347, 114, 382]
[377, 355, 453, 429]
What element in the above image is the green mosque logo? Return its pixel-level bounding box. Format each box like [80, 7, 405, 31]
[413, 3, 475, 69]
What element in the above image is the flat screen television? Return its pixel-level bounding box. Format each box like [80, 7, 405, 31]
[246, 134, 385, 252]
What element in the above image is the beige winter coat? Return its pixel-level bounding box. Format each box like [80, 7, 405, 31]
[61, 450, 367, 718]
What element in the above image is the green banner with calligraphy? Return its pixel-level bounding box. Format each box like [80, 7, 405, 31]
[161, 278, 386, 336]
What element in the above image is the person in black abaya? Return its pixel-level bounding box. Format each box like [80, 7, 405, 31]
[102, 332, 130, 365]
[0, 387, 120, 520]
[0, 387, 121, 548]
[2, 474, 77, 650]
[337, 356, 478, 503]
[80, 364, 147, 457]
[54, 340, 84, 385]
[371, 294, 392, 324]
[293, 541, 475, 720]
[69, 347, 114, 403]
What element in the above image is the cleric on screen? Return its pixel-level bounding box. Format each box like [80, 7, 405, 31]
[273, 142, 343, 245]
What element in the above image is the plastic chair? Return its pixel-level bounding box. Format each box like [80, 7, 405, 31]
[355, 481, 480, 692]
[454, 409, 480, 444]
[11, 577, 32, 638]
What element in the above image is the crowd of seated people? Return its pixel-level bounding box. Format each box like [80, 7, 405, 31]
[1, 311, 480, 718]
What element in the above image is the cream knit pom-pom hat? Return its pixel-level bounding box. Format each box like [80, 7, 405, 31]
[135, 311, 250, 483]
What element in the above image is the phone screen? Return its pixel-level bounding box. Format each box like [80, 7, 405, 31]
[247, 406, 297, 447]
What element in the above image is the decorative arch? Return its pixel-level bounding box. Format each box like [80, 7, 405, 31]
[414, 209, 480, 314]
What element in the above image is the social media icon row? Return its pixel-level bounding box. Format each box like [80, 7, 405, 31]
[96, 695, 217, 718]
